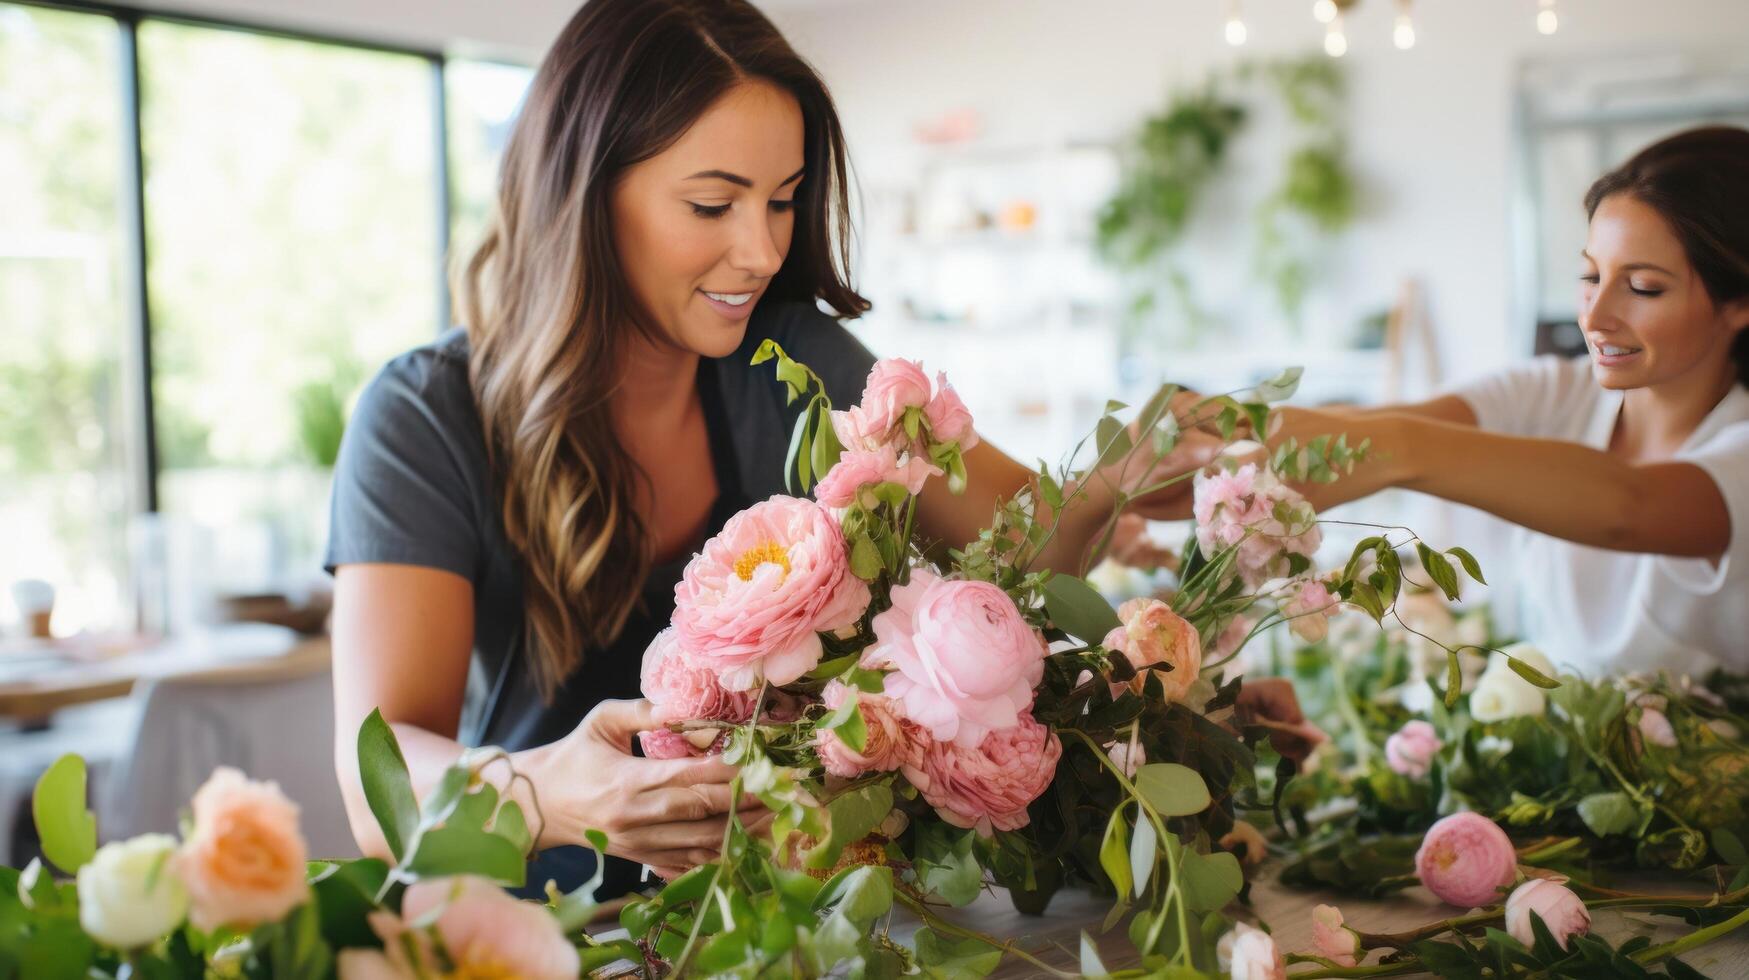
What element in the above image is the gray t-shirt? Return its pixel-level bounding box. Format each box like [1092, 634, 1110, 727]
[325, 300, 875, 750]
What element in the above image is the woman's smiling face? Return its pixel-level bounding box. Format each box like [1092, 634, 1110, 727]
[611, 79, 805, 359]
[1579, 193, 1747, 391]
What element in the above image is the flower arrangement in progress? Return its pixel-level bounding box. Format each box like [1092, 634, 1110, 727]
[3, 345, 1549, 979]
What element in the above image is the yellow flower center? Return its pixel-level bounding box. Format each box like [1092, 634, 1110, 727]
[447, 961, 521, 980]
[733, 541, 791, 583]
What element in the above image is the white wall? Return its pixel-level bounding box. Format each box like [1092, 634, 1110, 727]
[773, 0, 1749, 388]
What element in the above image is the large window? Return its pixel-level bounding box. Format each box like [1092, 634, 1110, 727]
[0, 5, 134, 634]
[1, 1, 532, 636]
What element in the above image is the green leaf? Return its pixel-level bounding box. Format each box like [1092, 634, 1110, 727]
[448, 782, 497, 832]
[309, 858, 389, 949]
[578, 940, 644, 973]
[1133, 763, 1211, 817]
[916, 826, 983, 907]
[357, 709, 419, 861]
[806, 784, 894, 870]
[268, 901, 332, 980]
[32, 754, 96, 874]
[915, 926, 1003, 979]
[1253, 366, 1303, 402]
[490, 800, 532, 856]
[1176, 845, 1243, 913]
[1129, 810, 1158, 898]
[1417, 542, 1463, 600]
[1043, 573, 1123, 643]
[1577, 792, 1643, 837]
[1447, 546, 1488, 585]
[550, 831, 613, 932]
[812, 864, 893, 927]
[785, 408, 810, 494]
[1099, 807, 1132, 898]
[1507, 655, 1560, 689]
[1446, 652, 1463, 709]
[818, 691, 868, 754]
[1712, 828, 1749, 866]
[402, 826, 526, 886]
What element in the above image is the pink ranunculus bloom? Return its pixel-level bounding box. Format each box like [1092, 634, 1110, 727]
[1193, 464, 1323, 588]
[673, 495, 871, 691]
[814, 446, 942, 509]
[338, 876, 579, 980]
[1104, 598, 1202, 703]
[1310, 904, 1360, 967]
[640, 628, 758, 726]
[815, 680, 924, 778]
[902, 713, 1060, 836]
[1385, 720, 1443, 779]
[1415, 812, 1518, 908]
[1283, 578, 1338, 644]
[171, 768, 309, 932]
[1504, 877, 1591, 951]
[638, 727, 705, 760]
[861, 568, 1046, 747]
[1217, 922, 1287, 980]
[924, 373, 978, 450]
[1637, 707, 1678, 749]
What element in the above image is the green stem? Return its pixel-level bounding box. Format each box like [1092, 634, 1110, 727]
[1355, 908, 1500, 949]
[896, 496, 918, 585]
[1632, 904, 1749, 965]
[894, 891, 1076, 978]
[1285, 959, 1425, 978]
[1330, 651, 1374, 769]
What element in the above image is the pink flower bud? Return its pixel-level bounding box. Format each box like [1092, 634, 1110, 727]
[1505, 878, 1590, 950]
[1415, 812, 1517, 908]
[1385, 720, 1443, 779]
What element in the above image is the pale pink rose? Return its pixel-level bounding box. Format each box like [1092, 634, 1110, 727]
[363, 877, 577, 980]
[1102, 598, 1202, 703]
[171, 767, 309, 931]
[1310, 904, 1359, 967]
[1283, 578, 1338, 644]
[1217, 922, 1287, 980]
[674, 495, 871, 690]
[1385, 720, 1443, 779]
[1637, 707, 1678, 749]
[924, 373, 978, 450]
[814, 446, 941, 509]
[1193, 464, 1322, 588]
[1105, 739, 1145, 778]
[1415, 812, 1517, 908]
[1504, 877, 1590, 950]
[640, 628, 758, 726]
[815, 680, 924, 778]
[902, 714, 1060, 836]
[861, 568, 1046, 746]
[858, 358, 932, 434]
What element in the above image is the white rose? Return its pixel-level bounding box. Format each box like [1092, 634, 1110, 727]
[77, 834, 190, 949]
[1469, 646, 1554, 723]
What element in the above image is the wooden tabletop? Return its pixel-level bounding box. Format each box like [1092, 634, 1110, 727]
[0, 633, 331, 723]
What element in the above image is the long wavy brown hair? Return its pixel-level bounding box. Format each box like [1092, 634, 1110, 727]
[454, 0, 868, 697]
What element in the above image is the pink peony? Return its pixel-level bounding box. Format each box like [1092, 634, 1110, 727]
[814, 446, 941, 509]
[172, 767, 310, 932]
[338, 876, 579, 980]
[1218, 922, 1287, 980]
[902, 714, 1060, 836]
[1637, 707, 1678, 749]
[1283, 578, 1338, 644]
[1385, 720, 1443, 779]
[924, 373, 978, 450]
[1415, 812, 1518, 908]
[1103, 598, 1201, 703]
[1504, 877, 1591, 950]
[673, 495, 870, 690]
[861, 568, 1046, 747]
[1310, 904, 1359, 967]
[1193, 464, 1322, 588]
[640, 628, 758, 726]
[815, 680, 924, 778]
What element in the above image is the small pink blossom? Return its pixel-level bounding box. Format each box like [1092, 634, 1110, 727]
[1218, 922, 1287, 980]
[1637, 707, 1678, 749]
[1415, 812, 1517, 908]
[1385, 720, 1443, 779]
[1310, 904, 1359, 967]
[924, 373, 978, 449]
[338, 876, 578, 980]
[1105, 739, 1145, 778]
[1283, 578, 1338, 644]
[1505, 878, 1591, 950]
[673, 496, 870, 690]
[814, 446, 941, 509]
[902, 714, 1060, 836]
[861, 568, 1046, 747]
[1102, 598, 1201, 703]
[815, 680, 924, 778]
[1193, 464, 1323, 588]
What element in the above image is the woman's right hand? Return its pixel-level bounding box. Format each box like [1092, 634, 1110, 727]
[532, 699, 763, 875]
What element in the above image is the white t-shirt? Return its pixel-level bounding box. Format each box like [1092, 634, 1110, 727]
[1452, 355, 1749, 676]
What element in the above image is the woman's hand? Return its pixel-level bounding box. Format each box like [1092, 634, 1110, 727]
[530, 699, 764, 875]
[1233, 677, 1324, 763]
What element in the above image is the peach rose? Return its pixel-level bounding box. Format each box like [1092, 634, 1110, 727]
[815, 680, 924, 778]
[673, 495, 870, 690]
[339, 876, 578, 980]
[1415, 812, 1517, 908]
[1104, 598, 1201, 703]
[902, 714, 1060, 836]
[172, 767, 309, 931]
[861, 568, 1046, 747]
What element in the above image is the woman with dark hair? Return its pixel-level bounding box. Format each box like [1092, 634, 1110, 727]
[323, 0, 1207, 895]
[1259, 126, 1749, 674]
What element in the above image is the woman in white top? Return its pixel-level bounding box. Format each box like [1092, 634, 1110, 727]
[1267, 126, 1749, 675]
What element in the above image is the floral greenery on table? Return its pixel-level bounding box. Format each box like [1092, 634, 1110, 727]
[1, 349, 1531, 980]
[1245, 584, 1749, 977]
